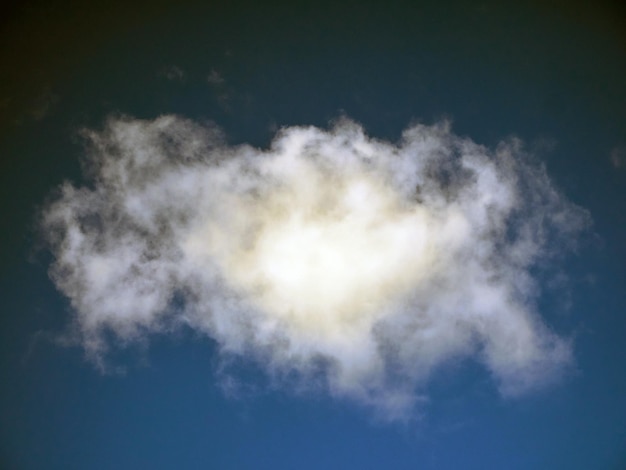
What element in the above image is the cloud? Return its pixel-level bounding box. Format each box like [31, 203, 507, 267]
[29, 87, 59, 121]
[11, 86, 60, 125]
[206, 69, 233, 112]
[610, 145, 626, 169]
[207, 68, 225, 86]
[41, 115, 589, 420]
[160, 65, 186, 82]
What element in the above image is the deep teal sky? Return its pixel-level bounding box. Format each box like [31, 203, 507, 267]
[1, 1, 625, 468]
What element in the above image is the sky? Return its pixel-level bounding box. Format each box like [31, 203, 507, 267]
[1, 0, 625, 469]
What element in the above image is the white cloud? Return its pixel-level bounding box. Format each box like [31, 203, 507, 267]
[41, 115, 589, 420]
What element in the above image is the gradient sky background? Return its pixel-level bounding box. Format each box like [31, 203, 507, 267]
[1, 0, 625, 469]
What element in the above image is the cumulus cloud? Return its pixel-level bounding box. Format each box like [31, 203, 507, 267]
[41, 115, 588, 419]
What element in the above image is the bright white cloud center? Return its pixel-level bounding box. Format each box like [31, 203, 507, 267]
[42, 115, 588, 419]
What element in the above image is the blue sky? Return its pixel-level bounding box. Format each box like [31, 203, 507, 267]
[1, 1, 625, 468]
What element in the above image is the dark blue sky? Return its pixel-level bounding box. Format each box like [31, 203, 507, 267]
[1, 1, 625, 469]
